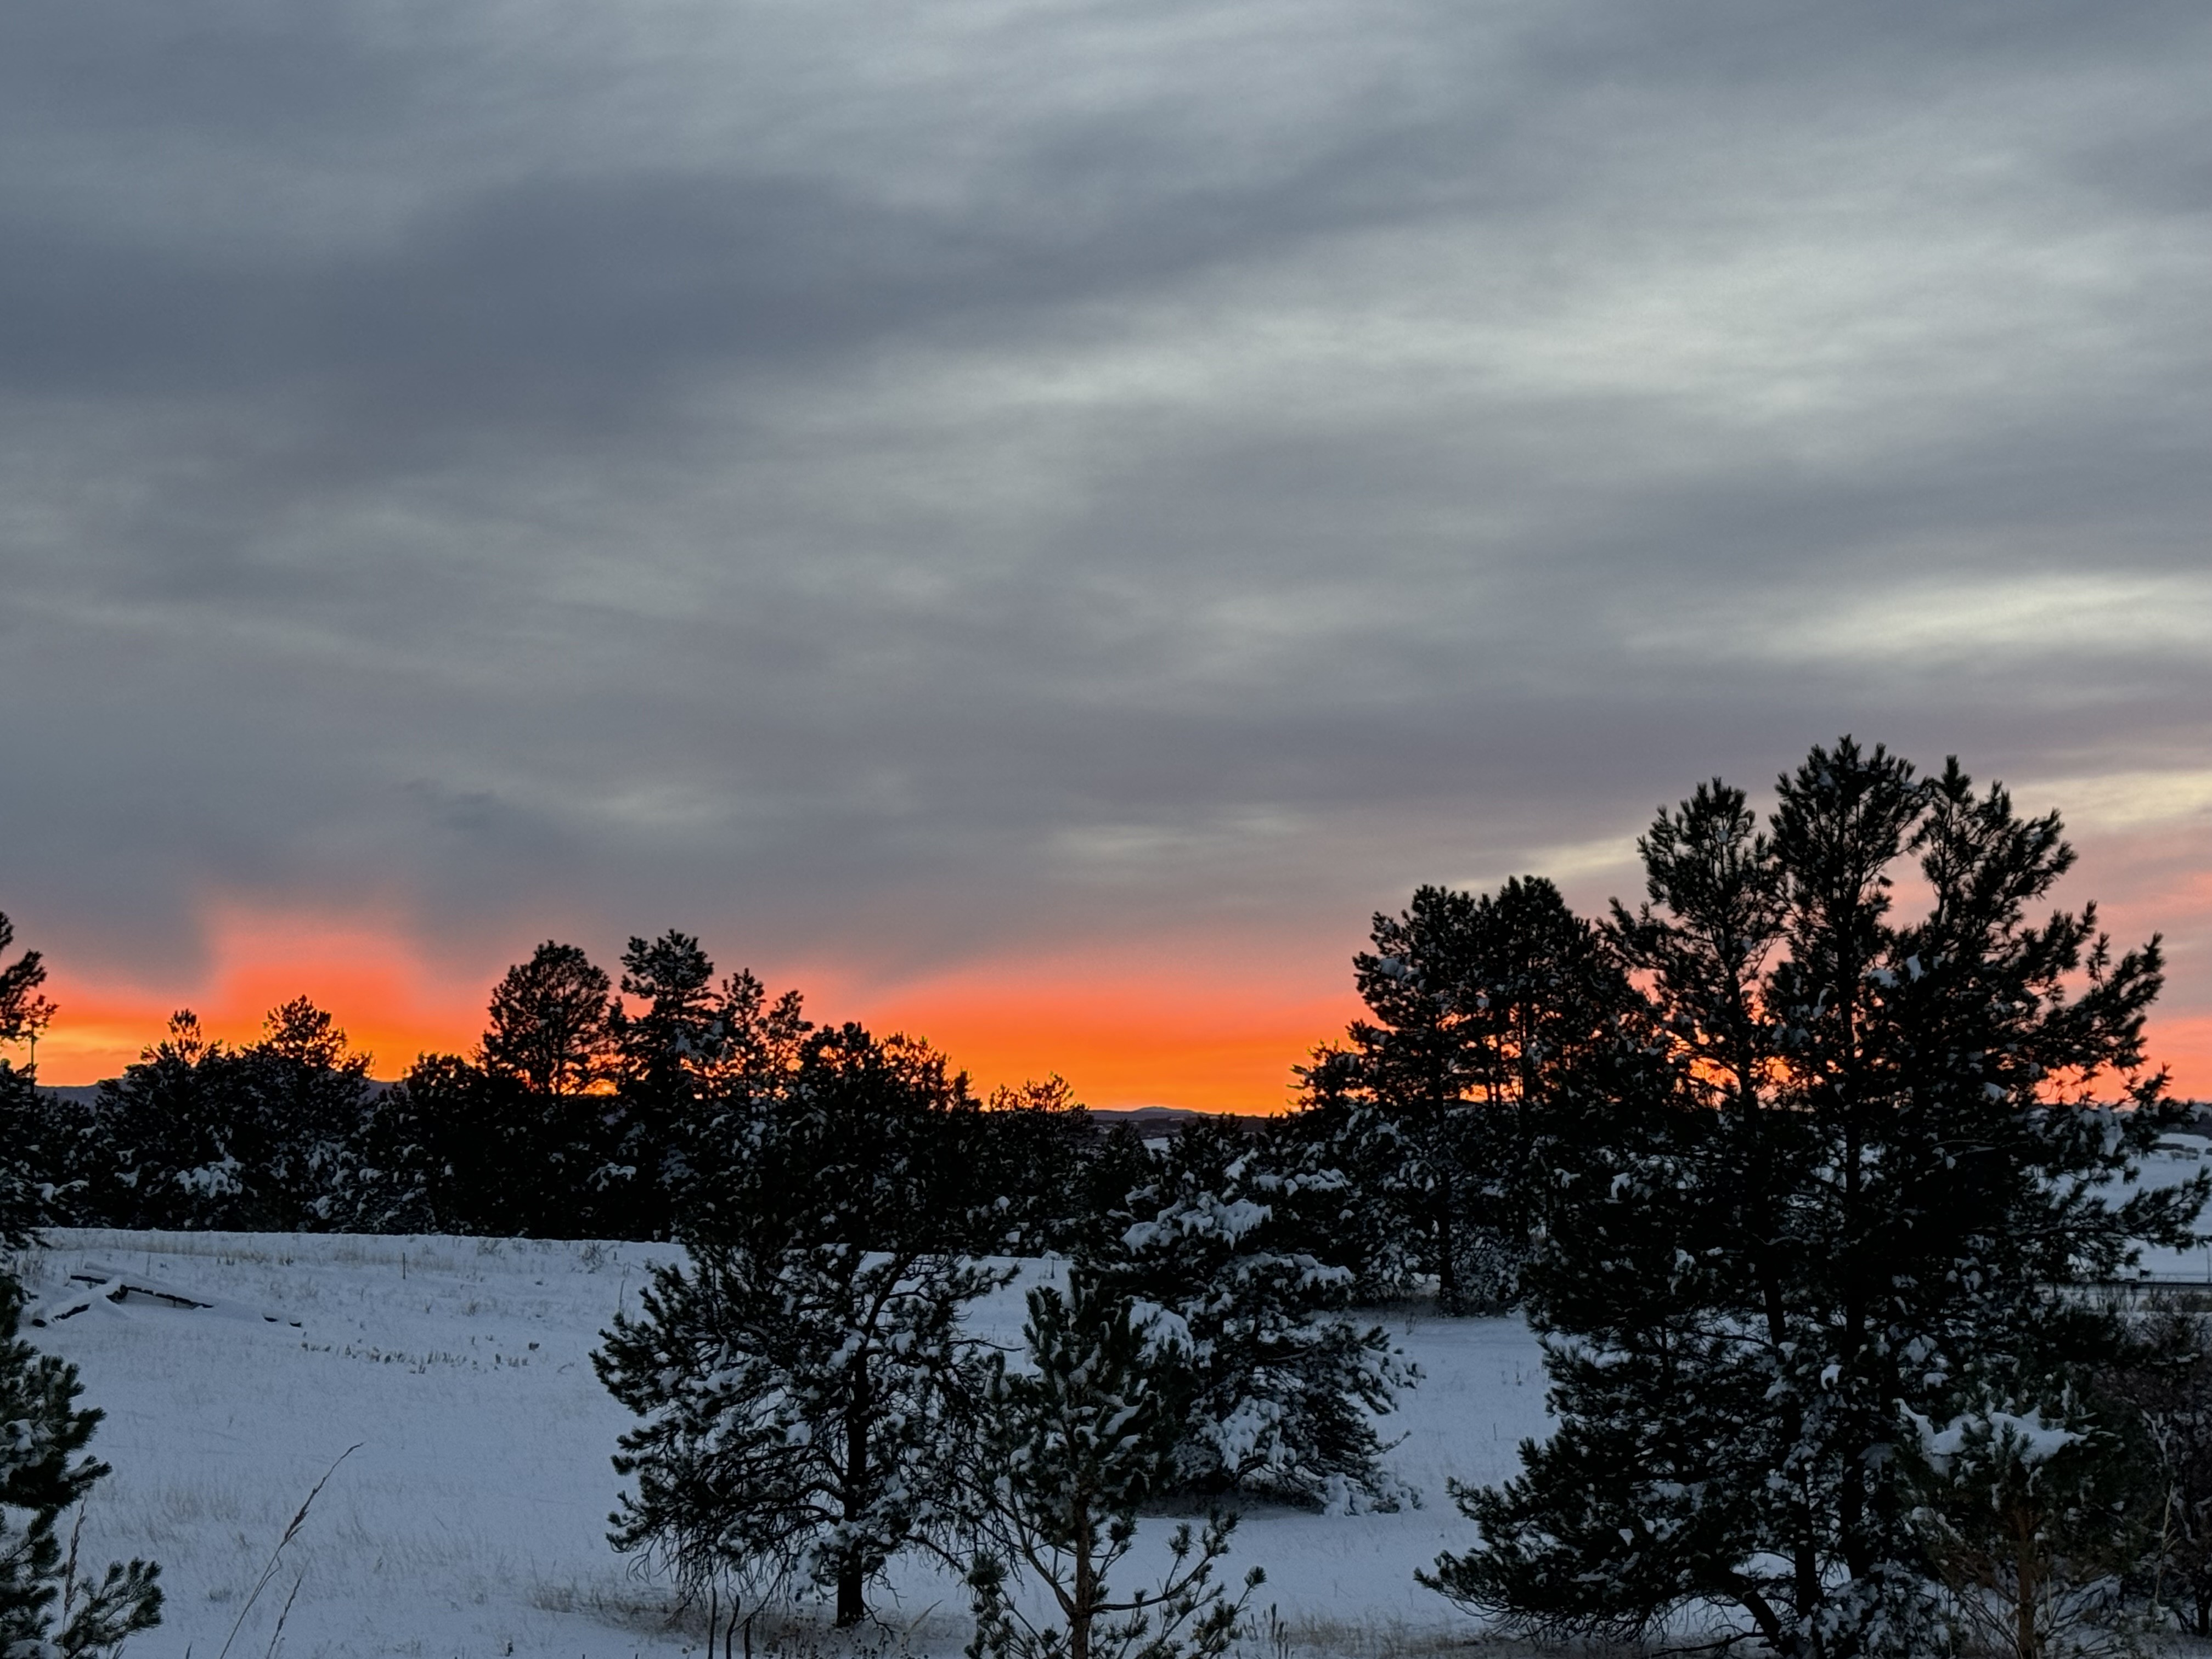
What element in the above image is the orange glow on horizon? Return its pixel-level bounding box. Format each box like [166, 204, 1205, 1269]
[19, 808, 2212, 1112]
[27, 935, 2212, 1111]
[850, 960, 1363, 1115]
[25, 907, 1365, 1114]
[30, 903, 487, 1087]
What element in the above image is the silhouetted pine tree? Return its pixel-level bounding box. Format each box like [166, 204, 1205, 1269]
[92, 1013, 252, 1229]
[332, 1053, 524, 1234]
[91, 1001, 371, 1230]
[599, 932, 723, 1238]
[0, 912, 55, 1064]
[236, 997, 373, 1227]
[0, 912, 58, 1244]
[1299, 877, 1632, 1311]
[1426, 740, 2207, 1657]
[481, 941, 615, 1098]
[969, 1077, 1093, 1255]
[337, 941, 625, 1238]
[663, 968, 811, 1239]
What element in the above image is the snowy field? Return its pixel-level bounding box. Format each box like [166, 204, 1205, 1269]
[26, 1143, 2203, 1659]
[19, 1232, 1551, 1659]
[2138, 1136, 2212, 1282]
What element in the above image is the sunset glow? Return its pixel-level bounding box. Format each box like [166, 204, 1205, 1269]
[31, 920, 1373, 1114]
[26, 807, 2212, 1110]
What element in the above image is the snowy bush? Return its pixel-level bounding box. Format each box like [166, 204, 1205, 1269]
[1904, 1393, 2153, 1658]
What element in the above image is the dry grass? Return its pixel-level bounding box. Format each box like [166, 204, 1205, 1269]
[1236, 1607, 1645, 1659]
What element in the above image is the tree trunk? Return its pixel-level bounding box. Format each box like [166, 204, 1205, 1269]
[1070, 1498, 1094, 1659]
[1435, 1164, 1459, 1312]
[837, 1367, 871, 1627]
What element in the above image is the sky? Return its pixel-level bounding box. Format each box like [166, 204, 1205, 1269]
[3, 0, 2209, 1108]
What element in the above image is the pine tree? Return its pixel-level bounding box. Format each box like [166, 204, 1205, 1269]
[481, 941, 615, 1098]
[595, 1020, 998, 1626]
[92, 1001, 373, 1230]
[598, 932, 725, 1238]
[92, 1013, 252, 1229]
[598, 1243, 997, 1625]
[1299, 878, 1630, 1311]
[1096, 1121, 1415, 1513]
[0, 912, 56, 1065]
[964, 1273, 1262, 1659]
[1305, 885, 1479, 1307]
[445, 941, 619, 1235]
[0, 1064, 45, 1251]
[0, 1272, 163, 1656]
[333, 1053, 524, 1235]
[238, 997, 373, 1227]
[969, 1077, 1094, 1256]
[662, 968, 811, 1240]
[1902, 1387, 2154, 1657]
[1426, 740, 2205, 1657]
[2101, 1306, 2212, 1637]
[0, 913, 59, 1245]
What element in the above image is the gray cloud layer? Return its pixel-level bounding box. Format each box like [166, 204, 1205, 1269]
[4, 0, 2209, 995]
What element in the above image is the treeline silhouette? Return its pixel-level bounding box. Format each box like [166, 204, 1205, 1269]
[2, 881, 1629, 1304]
[7, 938, 1147, 1248]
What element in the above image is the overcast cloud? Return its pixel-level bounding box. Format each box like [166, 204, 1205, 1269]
[3, 0, 2209, 1054]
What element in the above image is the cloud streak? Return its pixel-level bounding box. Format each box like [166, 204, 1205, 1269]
[4, 0, 2209, 1097]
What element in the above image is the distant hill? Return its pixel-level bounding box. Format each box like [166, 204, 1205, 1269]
[1083, 1104, 1267, 1138]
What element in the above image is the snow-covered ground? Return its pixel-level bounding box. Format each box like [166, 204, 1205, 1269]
[19, 1232, 1551, 1659]
[33, 1140, 2200, 1659]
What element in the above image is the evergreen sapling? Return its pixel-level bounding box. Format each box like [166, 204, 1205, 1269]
[964, 1274, 1262, 1659]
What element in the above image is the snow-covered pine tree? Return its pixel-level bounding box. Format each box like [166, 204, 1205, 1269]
[1426, 739, 2206, 1657]
[598, 1243, 998, 1626]
[92, 1000, 374, 1231]
[595, 1020, 999, 1626]
[1093, 1121, 1415, 1513]
[1901, 1387, 2155, 1658]
[332, 1052, 534, 1235]
[0, 1270, 162, 1657]
[964, 1273, 1262, 1659]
